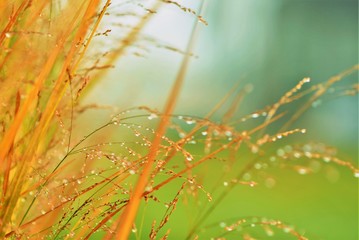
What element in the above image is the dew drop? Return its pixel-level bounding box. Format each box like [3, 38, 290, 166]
[264, 226, 274, 236]
[354, 171, 359, 178]
[243, 173, 251, 180]
[254, 163, 262, 169]
[201, 131, 208, 136]
[225, 226, 233, 231]
[312, 100, 322, 108]
[219, 222, 226, 228]
[5, 32, 11, 38]
[41, 210, 46, 215]
[179, 132, 186, 138]
[251, 145, 259, 153]
[251, 113, 259, 118]
[185, 119, 196, 125]
[147, 113, 158, 120]
[265, 177, 276, 188]
[249, 182, 256, 187]
[129, 169, 135, 175]
[297, 168, 308, 175]
[223, 181, 228, 187]
[276, 149, 285, 157]
[303, 144, 311, 152]
[284, 145, 293, 152]
[304, 151, 312, 158]
[225, 131, 232, 137]
[112, 120, 119, 125]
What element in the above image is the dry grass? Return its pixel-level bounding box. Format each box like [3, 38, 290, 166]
[0, 1, 357, 239]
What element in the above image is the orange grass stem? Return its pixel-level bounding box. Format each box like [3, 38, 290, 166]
[112, 1, 206, 239]
[0, 0, 29, 45]
[0, 1, 101, 236]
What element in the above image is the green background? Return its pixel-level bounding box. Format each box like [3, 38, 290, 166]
[84, 0, 358, 239]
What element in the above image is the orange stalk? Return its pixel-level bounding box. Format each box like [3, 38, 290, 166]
[0, 0, 29, 46]
[111, 2, 206, 238]
[0, 1, 102, 236]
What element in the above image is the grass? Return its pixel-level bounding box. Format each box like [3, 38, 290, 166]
[0, 1, 358, 239]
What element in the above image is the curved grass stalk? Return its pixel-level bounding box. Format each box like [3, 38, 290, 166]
[184, 66, 359, 238]
[280, 64, 359, 131]
[17, 111, 167, 227]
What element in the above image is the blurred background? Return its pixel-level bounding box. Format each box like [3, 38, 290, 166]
[83, 0, 358, 239]
[87, 0, 358, 151]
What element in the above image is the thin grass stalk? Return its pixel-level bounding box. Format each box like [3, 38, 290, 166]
[80, 1, 162, 98]
[280, 64, 359, 131]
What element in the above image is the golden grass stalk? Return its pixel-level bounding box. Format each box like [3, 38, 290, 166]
[111, 2, 206, 238]
[0, 1, 357, 239]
